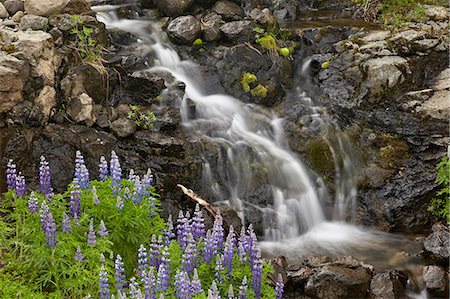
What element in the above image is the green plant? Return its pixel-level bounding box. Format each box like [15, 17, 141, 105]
[193, 38, 203, 46]
[70, 14, 103, 63]
[127, 105, 157, 129]
[241, 73, 268, 98]
[253, 26, 295, 58]
[428, 156, 450, 223]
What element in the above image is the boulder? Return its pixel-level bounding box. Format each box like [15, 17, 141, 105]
[212, 0, 242, 21]
[220, 20, 253, 43]
[110, 117, 136, 138]
[0, 55, 28, 113]
[4, 0, 24, 16]
[24, 0, 70, 16]
[153, 0, 192, 16]
[423, 224, 449, 265]
[0, 3, 9, 18]
[19, 14, 49, 31]
[248, 8, 277, 28]
[369, 270, 408, 298]
[423, 265, 449, 298]
[202, 12, 223, 42]
[424, 5, 448, 21]
[66, 93, 96, 126]
[167, 15, 201, 44]
[30, 85, 56, 124]
[62, 0, 91, 14]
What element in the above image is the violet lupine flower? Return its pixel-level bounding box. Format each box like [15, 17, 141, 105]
[192, 204, 206, 241]
[156, 247, 170, 294]
[202, 230, 215, 264]
[39, 156, 52, 197]
[211, 213, 224, 253]
[238, 277, 248, 299]
[223, 226, 236, 275]
[123, 187, 132, 202]
[174, 270, 183, 298]
[15, 172, 26, 197]
[73, 213, 80, 226]
[181, 233, 197, 275]
[62, 211, 72, 233]
[177, 211, 191, 249]
[208, 280, 221, 299]
[110, 150, 122, 195]
[98, 220, 108, 237]
[98, 156, 108, 181]
[74, 245, 83, 262]
[251, 249, 263, 299]
[129, 277, 140, 298]
[99, 265, 110, 299]
[191, 269, 203, 296]
[28, 192, 39, 214]
[69, 179, 81, 218]
[100, 253, 105, 264]
[87, 218, 96, 245]
[227, 285, 235, 299]
[164, 215, 175, 246]
[143, 267, 156, 299]
[39, 200, 49, 230]
[39, 201, 57, 248]
[6, 159, 17, 190]
[116, 196, 124, 210]
[138, 244, 149, 276]
[237, 242, 247, 264]
[74, 151, 89, 189]
[115, 254, 126, 291]
[275, 273, 284, 299]
[148, 235, 161, 269]
[175, 271, 191, 299]
[92, 186, 100, 205]
[214, 253, 224, 284]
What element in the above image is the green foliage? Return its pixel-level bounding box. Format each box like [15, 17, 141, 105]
[253, 26, 295, 58]
[241, 73, 268, 98]
[380, 0, 429, 27]
[70, 14, 103, 62]
[127, 105, 157, 129]
[428, 156, 450, 223]
[250, 83, 268, 98]
[241, 72, 258, 93]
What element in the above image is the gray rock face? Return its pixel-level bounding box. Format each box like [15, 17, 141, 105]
[19, 14, 49, 30]
[153, 0, 192, 16]
[212, 0, 242, 21]
[220, 20, 253, 43]
[423, 265, 449, 297]
[167, 15, 201, 44]
[423, 224, 449, 265]
[369, 271, 407, 298]
[4, 0, 24, 16]
[202, 12, 223, 42]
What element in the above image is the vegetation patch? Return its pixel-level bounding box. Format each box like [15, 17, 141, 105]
[428, 156, 450, 223]
[241, 72, 268, 98]
[127, 105, 157, 130]
[307, 139, 335, 179]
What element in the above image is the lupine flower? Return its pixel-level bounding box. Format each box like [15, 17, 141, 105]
[212, 213, 224, 253]
[192, 204, 206, 240]
[177, 211, 191, 249]
[28, 192, 39, 213]
[123, 187, 132, 202]
[87, 218, 96, 245]
[74, 245, 83, 262]
[92, 186, 100, 205]
[129, 277, 140, 298]
[203, 230, 215, 264]
[208, 280, 221, 299]
[191, 269, 203, 295]
[74, 151, 89, 189]
[237, 242, 246, 263]
[100, 253, 106, 264]
[116, 195, 124, 210]
[149, 235, 161, 269]
[73, 213, 80, 226]
[39, 156, 52, 197]
[115, 254, 126, 291]
[69, 179, 81, 218]
[39, 201, 56, 248]
[15, 172, 26, 197]
[99, 265, 110, 299]
[238, 277, 248, 299]
[62, 211, 72, 233]
[251, 249, 263, 299]
[98, 220, 108, 237]
[110, 150, 122, 194]
[164, 215, 175, 246]
[275, 273, 284, 299]
[156, 247, 170, 293]
[228, 284, 235, 299]
[138, 244, 149, 276]
[132, 176, 143, 205]
[214, 253, 224, 284]
[181, 233, 197, 275]
[6, 159, 17, 190]
[143, 267, 156, 299]
[175, 271, 191, 299]
[223, 226, 235, 275]
[99, 156, 108, 181]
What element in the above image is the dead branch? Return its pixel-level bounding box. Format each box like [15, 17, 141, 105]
[177, 184, 217, 218]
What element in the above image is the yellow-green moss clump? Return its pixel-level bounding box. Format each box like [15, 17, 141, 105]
[250, 83, 268, 98]
[379, 133, 409, 168]
[241, 73, 268, 98]
[241, 72, 257, 93]
[307, 139, 334, 178]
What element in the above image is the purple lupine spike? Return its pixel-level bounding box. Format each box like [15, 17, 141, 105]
[73, 213, 80, 226]
[98, 220, 108, 237]
[191, 269, 203, 296]
[177, 211, 191, 249]
[132, 176, 143, 204]
[100, 253, 105, 264]
[39, 156, 52, 197]
[69, 179, 81, 218]
[212, 213, 224, 253]
[39, 200, 49, 230]
[214, 253, 224, 284]
[192, 204, 206, 240]
[116, 196, 124, 210]
[99, 265, 110, 299]
[87, 218, 96, 245]
[202, 229, 215, 264]
[129, 276, 140, 298]
[237, 242, 247, 264]
[115, 254, 126, 291]
[6, 159, 17, 190]
[28, 192, 39, 214]
[227, 284, 235, 299]
[39, 201, 56, 248]
[128, 169, 136, 181]
[275, 273, 284, 299]
[251, 249, 263, 299]
[110, 150, 122, 195]
[138, 244, 149, 276]
[174, 270, 183, 299]
[156, 247, 170, 294]
[74, 245, 83, 262]
[15, 172, 26, 197]
[143, 267, 156, 299]
[99, 156, 108, 181]
[181, 233, 197, 275]
[208, 280, 221, 299]
[74, 151, 89, 189]
[223, 225, 235, 275]
[238, 277, 248, 299]
[248, 231, 259, 268]
[92, 186, 100, 205]
[149, 235, 161, 269]
[123, 187, 132, 202]
[164, 215, 175, 246]
[175, 271, 191, 299]
[62, 211, 72, 233]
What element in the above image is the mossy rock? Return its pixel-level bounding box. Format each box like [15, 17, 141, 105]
[379, 133, 409, 168]
[307, 139, 334, 179]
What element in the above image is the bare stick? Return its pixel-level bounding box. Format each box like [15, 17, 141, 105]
[177, 184, 217, 218]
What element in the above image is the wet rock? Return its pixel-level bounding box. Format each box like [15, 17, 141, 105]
[424, 5, 448, 21]
[212, 0, 242, 21]
[19, 15, 49, 31]
[153, 0, 192, 16]
[63, 0, 91, 14]
[167, 15, 201, 44]
[110, 117, 136, 138]
[66, 93, 96, 126]
[4, 0, 24, 16]
[220, 20, 253, 43]
[369, 270, 408, 298]
[423, 224, 449, 265]
[129, 70, 165, 102]
[415, 90, 450, 122]
[24, 0, 70, 16]
[0, 3, 9, 18]
[248, 8, 277, 27]
[202, 12, 223, 42]
[423, 265, 448, 298]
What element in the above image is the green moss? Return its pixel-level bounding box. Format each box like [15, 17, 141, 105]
[241, 72, 258, 93]
[279, 47, 290, 57]
[379, 134, 409, 168]
[1, 44, 17, 54]
[257, 35, 278, 50]
[192, 38, 203, 46]
[250, 83, 268, 98]
[307, 140, 334, 178]
[321, 61, 331, 69]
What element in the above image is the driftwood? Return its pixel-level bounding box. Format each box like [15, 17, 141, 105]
[177, 184, 217, 218]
